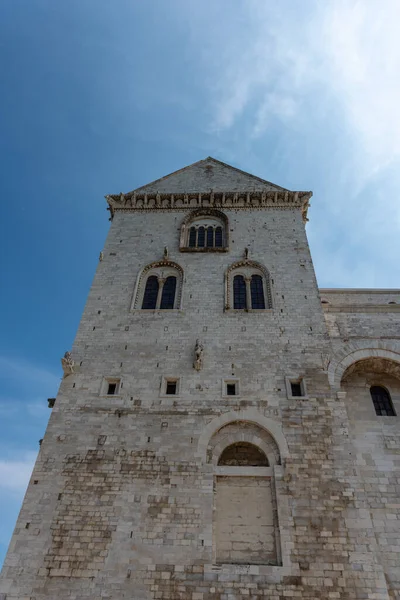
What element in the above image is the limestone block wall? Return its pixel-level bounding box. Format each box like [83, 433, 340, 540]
[342, 370, 400, 598]
[1, 203, 398, 599]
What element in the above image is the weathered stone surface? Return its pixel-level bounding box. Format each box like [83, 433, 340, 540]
[1, 158, 399, 599]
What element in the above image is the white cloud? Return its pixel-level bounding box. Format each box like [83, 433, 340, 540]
[190, 0, 400, 175]
[179, 0, 400, 287]
[0, 452, 37, 494]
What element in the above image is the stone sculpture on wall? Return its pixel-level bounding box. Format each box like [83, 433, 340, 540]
[193, 339, 204, 371]
[61, 351, 74, 377]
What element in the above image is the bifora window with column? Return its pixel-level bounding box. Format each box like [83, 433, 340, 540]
[179, 208, 229, 252]
[225, 259, 273, 310]
[132, 260, 184, 310]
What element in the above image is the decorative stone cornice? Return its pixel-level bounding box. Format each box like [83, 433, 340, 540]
[105, 189, 313, 222]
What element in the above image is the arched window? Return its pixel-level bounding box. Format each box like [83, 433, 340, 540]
[133, 260, 183, 310]
[233, 275, 247, 309]
[206, 226, 214, 247]
[189, 227, 196, 248]
[142, 276, 159, 309]
[215, 226, 223, 248]
[197, 226, 205, 248]
[250, 274, 265, 309]
[160, 276, 177, 310]
[226, 260, 272, 310]
[180, 209, 228, 251]
[370, 386, 396, 416]
[208, 422, 282, 566]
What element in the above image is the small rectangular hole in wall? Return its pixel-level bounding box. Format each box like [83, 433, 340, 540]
[290, 382, 302, 397]
[166, 381, 177, 395]
[107, 383, 117, 395]
[25, 523, 30, 529]
[226, 383, 237, 396]
[33, 480, 38, 485]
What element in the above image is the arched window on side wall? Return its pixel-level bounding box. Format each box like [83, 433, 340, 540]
[133, 260, 183, 310]
[189, 227, 196, 248]
[250, 274, 265, 309]
[142, 276, 159, 309]
[370, 386, 396, 416]
[160, 276, 177, 309]
[226, 260, 272, 310]
[233, 275, 247, 309]
[180, 209, 228, 251]
[197, 226, 205, 248]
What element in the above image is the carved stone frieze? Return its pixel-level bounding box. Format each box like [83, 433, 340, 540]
[105, 189, 313, 222]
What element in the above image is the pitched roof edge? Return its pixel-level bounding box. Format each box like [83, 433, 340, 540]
[119, 156, 290, 195]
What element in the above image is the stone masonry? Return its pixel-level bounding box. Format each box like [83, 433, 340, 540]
[1, 157, 400, 599]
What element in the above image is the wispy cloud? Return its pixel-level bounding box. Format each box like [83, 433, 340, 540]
[179, 0, 400, 287]
[187, 0, 400, 176]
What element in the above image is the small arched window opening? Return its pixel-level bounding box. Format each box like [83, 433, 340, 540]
[227, 260, 272, 310]
[142, 276, 159, 309]
[215, 226, 223, 247]
[370, 386, 396, 416]
[133, 260, 183, 310]
[197, 226, 205, 248]
[160, 276, 177, 310]
[218, 442, 269, 466]
[206, 226, 214, 247]
[233, 275, 247, 309]
[250, 274, 266, 309]
[189, 227, 196, 248]
[180, 210, 228, 251]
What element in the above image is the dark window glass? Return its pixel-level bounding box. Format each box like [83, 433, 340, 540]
[215, 226, 223, 247]
[290, 382, 303, 397]
[160, 276, 177, 309]
[206, 226, 214, 247]
[226, 383, 237, 396]
[189, 227, 196, 248]
[197, 226, 205, 247]
[166, 381, 177, 395]
[107, 383, 117, 395]
[250, 275, 266, 309]
[370, 386, 396, 416]
[233, 275, 246, 309]
[142, 275, 159, 309]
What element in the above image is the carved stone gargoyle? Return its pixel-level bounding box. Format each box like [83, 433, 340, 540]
[193, 339, 204, 371]
[61, 351, 74, 377]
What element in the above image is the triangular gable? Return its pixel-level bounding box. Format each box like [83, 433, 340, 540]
[132, 157, 288, 194]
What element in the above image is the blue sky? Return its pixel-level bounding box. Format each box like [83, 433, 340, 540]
[1, 0, 400, 565]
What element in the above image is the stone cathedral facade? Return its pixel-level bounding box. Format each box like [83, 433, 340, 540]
[1, 157, 400, 600]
